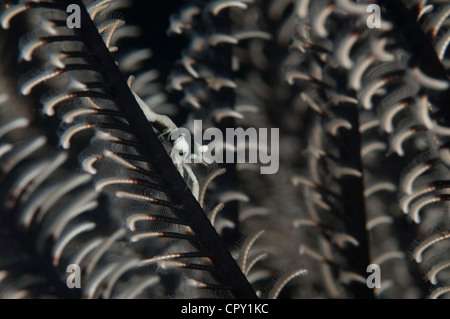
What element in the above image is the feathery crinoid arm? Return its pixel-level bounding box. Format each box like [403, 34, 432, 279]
[283, 0, 450, 298]
[0, 0, 258, 299]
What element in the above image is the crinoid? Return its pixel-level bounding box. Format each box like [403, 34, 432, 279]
[0, 0, 449, 299]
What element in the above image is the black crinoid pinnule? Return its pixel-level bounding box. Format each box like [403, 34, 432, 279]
[0, 0, 449, 299]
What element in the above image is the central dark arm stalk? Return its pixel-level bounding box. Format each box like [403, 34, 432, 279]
[71, 0, 257, 299]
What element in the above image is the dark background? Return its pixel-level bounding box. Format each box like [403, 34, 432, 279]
[121, 1, 188, 82]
